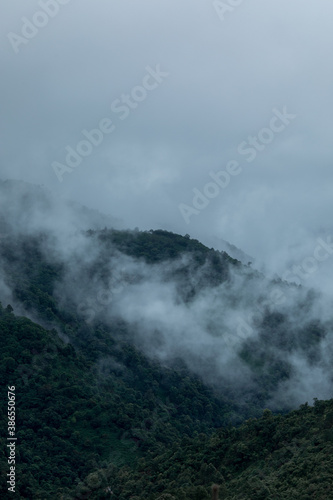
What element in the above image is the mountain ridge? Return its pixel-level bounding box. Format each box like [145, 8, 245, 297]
[1, 180, 333, 498]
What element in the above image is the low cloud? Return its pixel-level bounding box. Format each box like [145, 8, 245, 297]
[1, 180, 333, 412]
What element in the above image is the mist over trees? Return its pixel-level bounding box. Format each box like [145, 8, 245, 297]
[0, 182, 333, 498]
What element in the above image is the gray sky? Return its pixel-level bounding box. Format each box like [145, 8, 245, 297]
[1, 0, 333, 279]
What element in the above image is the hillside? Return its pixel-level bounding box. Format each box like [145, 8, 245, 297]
[81, 399, 333, 499]
[0, 302, 239, 499]
[0, 182, 333, 498]
[2, 296, 332, 500]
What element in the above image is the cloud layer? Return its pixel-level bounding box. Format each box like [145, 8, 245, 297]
[1, 0, 333, 278]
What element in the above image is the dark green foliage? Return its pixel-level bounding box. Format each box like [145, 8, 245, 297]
[82, 399, 333, 499]
[0, 303, 237, 499]
[93, 228, 231, 265]
[1, 227, 333, 498]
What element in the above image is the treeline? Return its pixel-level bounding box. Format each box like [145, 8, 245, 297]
[0, 303, 239, 499]
[1, 227, 332, 498]
[78, 399, 333, 499]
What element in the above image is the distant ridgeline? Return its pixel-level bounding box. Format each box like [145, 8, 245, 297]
[0, 227, 332, 498]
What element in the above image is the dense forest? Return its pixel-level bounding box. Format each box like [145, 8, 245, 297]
[0, 187, 333, 498]
[3, 0, 333, 496]
[2, 302, 333, 499]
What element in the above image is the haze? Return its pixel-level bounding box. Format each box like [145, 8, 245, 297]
[1, 0, 333, 284]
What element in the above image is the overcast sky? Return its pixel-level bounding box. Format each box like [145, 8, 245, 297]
[1, 0, 333, 281]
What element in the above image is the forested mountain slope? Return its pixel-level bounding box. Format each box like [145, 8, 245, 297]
[82, 399, 333, 499]
[1, 181, 333, 498]
[0, 302, 238, 498]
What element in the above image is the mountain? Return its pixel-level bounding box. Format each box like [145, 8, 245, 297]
[205, 236, 255, 267]
[83, 399, 333, 499]
[1, 180, 333, 498]
[0, 179, 123, 238]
